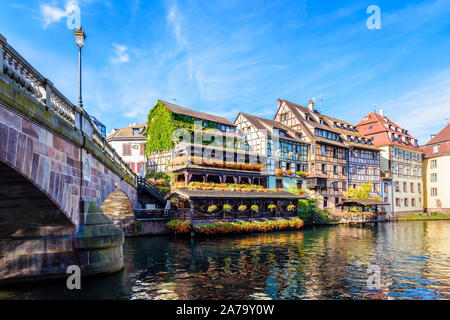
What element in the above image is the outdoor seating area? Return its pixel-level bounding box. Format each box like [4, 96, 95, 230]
[167, 188, 304, 222]
[336, 199, 391, 223]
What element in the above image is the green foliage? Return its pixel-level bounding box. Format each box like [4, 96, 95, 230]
[345, 181, 381, 200]
[145, 101, 178, 153]
[298, 198, 336, 225]
[145, 168, 170, 182]
[345, 181, 381, 212]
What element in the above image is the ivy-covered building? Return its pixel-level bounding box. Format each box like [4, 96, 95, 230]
[146, 100, 268, 186]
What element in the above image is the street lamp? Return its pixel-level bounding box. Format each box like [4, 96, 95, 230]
[73, 27, 86, 109]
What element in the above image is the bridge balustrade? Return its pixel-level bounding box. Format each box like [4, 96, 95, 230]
[0, 33, 136, 184]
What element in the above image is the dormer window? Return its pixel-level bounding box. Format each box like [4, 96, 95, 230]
[133, 128, 140, 136]
[319, 118, 324, 124]
[305, 114, 311, 121]
[347, 136, 352, 142]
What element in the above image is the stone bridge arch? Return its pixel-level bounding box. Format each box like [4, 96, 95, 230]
[100, 189, 136, 236]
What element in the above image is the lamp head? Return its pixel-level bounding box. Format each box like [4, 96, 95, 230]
[73, 27, 86, 48]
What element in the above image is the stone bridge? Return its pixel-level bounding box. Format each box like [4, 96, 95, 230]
[0, 33, 137, 283]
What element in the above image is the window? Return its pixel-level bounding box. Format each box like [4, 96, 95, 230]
[396, 198, 400, 207]
[412, 198, 416, 207]
[321, 145, 326, 155]
[384, 183, 389, 193]
[122, 143, 132, 156]
[394, 182, 399, 192]
[342, 182, 347, 191]
[418, 183, 421, 193]
[342, 166, 347, 174]
[431, 160, 437, 168]
[322, 164, 327, 173]
[333, 182, 339, 191]
[323, 197, 328, 208]
[431, 173, 437, 182]
[333, 165, 338, 174]
[297, 180, 303, 190]
[404, 198, 408, 207]
[333, 148, 338, 158]
[276, 179, 283, 189]
[410, 183, 414, 193]
[433, 145, 439, 153]
[431, 188, 437, 196]
[133, 128, 140, 136]
[403, 182, 407, 192]
[140, 144, 145, 156]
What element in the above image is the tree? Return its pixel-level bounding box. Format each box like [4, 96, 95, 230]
[344, 181, 381, 212]
[345, 181, 381, 200]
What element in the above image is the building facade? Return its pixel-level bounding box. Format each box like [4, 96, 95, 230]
[274, 99, 381, 211]
[356, 110, 423, 216]
[106, 123, 147, 175]
[146, 100, 268, 187]
[234, 112, 309, 191]
[421, 124, 450, 214]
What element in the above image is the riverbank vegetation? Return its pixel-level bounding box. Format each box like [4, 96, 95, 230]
[297, 198, 337, 225]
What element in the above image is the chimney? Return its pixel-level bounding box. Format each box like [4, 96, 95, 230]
[431, 134, 436, 139]
[379, 109, 384, 116]
[277, 99, 282, 107]
[308, 99, 314, 111]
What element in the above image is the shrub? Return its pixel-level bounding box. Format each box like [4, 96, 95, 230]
[298, 198, 336, 225]
[275, 168, 284, 177]
[223, 204, 232, 212]
[268, 204, 276, 211]
[286, 169, 294, 175]
[167, 220, 191, 233]
[251, 204, 259, 212]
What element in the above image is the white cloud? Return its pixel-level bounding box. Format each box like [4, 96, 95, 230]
[382, 69, 450, 145]
[111, 44, 130, 64]
[40, 0, 80, 28]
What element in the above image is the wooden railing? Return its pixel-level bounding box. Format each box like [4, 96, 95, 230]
[0, 33, 136, 184]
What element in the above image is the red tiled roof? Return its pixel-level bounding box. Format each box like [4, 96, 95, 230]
[356, 112, 421, 151]
[421, 124, 450, 158]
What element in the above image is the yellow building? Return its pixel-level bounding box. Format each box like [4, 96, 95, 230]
[422, 124, 450, 214]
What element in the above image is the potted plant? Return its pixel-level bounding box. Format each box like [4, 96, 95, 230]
[268, 204, 276, 212]
[286, 169, 294, 176]
[223, 204, 232, 212]
[238, 205, 247, 212]
[208, 205, 218, 213]
[275, 168, 284, 177]
[287, 204, 296, 212]
[251, 204, 259, 212]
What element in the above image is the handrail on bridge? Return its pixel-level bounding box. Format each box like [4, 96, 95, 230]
[0, 33, 136, 184]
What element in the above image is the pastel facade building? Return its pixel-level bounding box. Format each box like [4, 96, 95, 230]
[106, 123, 147, 175]
[356, 110, 423, 216]
[421, 124, 450, 214]
[234, 112, 309, 191]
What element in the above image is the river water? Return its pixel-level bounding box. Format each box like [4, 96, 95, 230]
[1, 220, 449, 300]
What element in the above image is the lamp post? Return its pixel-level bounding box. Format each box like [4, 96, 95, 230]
[73, 27, 86, 109]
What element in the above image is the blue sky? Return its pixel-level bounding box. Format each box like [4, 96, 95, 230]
[1, 0, 449, 144]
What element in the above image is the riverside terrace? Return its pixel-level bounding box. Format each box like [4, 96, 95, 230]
[166, 182, 305, 222]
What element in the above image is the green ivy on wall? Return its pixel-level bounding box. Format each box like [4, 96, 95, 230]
[145, 100, 237, 155]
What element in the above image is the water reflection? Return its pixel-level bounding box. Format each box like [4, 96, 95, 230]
[1, 221, 449, 300]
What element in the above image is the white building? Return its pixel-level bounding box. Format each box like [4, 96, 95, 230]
[106, 123, 147, 176]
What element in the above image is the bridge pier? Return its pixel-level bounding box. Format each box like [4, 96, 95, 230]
[0, 201, 124, 284]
